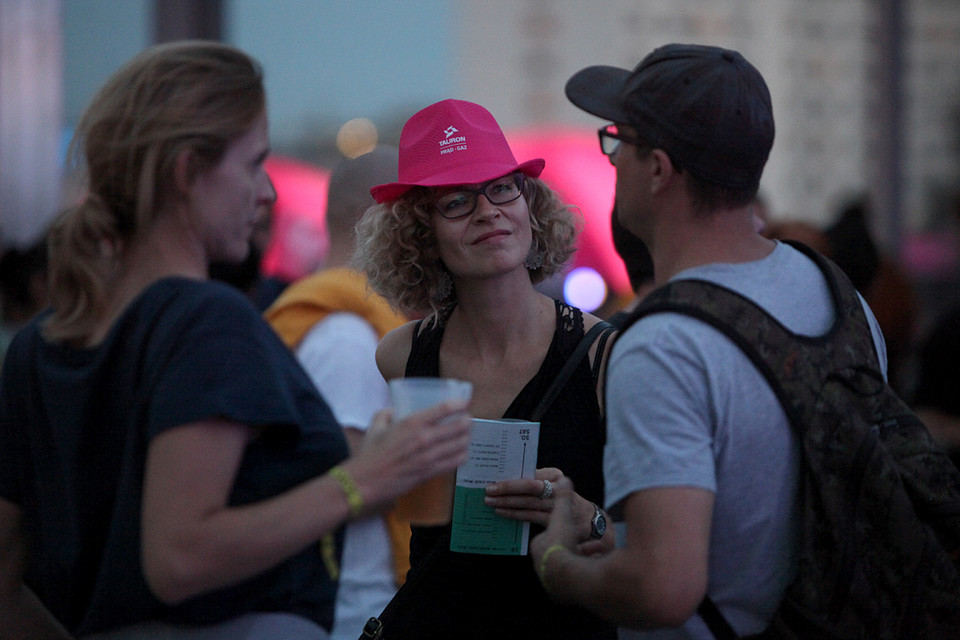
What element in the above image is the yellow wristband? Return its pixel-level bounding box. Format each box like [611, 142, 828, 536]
[329, 465, 363, 518]
[537, 543, 569, 583]
[320, 533, 339, 580]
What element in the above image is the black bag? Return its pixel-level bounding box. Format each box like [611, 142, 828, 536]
[359, 321, 617, 640]
[621, 241, 960, 639]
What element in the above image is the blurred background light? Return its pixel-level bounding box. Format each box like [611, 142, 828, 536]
[336, 118, 378, 159]
[564, 267, 607, 313]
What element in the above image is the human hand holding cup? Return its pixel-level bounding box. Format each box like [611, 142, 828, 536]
[389, 377, 473, 525]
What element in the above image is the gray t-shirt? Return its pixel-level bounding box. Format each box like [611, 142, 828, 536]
[604, 242, 887, 639]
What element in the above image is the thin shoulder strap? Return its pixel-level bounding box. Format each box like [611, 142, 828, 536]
[530, 320, 615, 422]
[591, 324, 617, 384]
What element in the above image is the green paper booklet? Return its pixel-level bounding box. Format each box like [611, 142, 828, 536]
[450, 418, 540, 555]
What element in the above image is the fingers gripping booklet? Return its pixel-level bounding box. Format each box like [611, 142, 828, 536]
[450, 418, 541, 555]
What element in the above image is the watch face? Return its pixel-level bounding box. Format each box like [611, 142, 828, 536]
[592, 505, 607, 538]
[595, 514, 607, 536]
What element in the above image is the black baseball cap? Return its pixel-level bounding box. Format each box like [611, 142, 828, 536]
[565, 43, 774, 191]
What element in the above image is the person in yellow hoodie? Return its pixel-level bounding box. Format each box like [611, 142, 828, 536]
[265, 146, 410, 640]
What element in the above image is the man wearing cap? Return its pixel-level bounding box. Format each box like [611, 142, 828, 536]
[530, 44, 887, 638]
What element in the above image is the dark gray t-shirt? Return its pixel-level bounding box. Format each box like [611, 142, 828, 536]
[0, 278, 348, 635]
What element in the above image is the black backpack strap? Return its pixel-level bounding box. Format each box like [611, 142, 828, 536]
[698, 596, 738, 640]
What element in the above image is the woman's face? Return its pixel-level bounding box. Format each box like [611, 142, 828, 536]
[429, 173, 533, 280]
[188, 112, 276, 265]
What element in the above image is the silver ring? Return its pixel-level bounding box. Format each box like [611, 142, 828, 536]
[539, 479, 554, 500]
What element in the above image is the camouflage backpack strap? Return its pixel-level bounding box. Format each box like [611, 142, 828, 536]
[618, 240, 878, 434]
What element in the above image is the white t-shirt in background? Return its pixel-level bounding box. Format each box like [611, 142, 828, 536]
[297, 312, 396, 640]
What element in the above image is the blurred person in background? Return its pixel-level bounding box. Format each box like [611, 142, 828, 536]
[762, 196, 918, 393]
[0, 41, 471, 640]
[606, 205, 655, 327]
[264, 146, 410, 640]
[0, 240, 49, 363]
[912, 303, 960, 467]
[911, 194, 960, 467]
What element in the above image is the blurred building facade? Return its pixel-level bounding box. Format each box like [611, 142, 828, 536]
[456, 0, 960, 257]
[1, 0, 958, 273]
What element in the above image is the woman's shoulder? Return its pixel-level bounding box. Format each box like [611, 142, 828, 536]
[376, 319, 420, 381]
[150, 276, 250, 304]
[136, 277, 258, 319]
[115, 278, 267, 349]
[552, 303, 617, 394]
[582, 310, 616, 333]
[554, 299, 616, 335]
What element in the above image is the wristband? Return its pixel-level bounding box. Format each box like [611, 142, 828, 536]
[329, 465, 363, 518]
[537, 543, 569, 583]
[320, 533, 339, 580]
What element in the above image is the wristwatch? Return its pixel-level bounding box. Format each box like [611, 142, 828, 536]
[589, 503, 607, 540]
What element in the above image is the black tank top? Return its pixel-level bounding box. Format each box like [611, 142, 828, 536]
[399, 299, 616, 640]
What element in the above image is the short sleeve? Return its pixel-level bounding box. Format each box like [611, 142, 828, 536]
[145, 283, 329, 438]
[603, 315, 718, 512]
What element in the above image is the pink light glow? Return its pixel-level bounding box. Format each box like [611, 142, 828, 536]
[261, 129, 631, 296]
[506, 127, 629, 296]
[261, 156, 330, 282]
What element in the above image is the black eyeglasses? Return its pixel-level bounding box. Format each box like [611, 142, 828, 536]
[434, 173, 525, 219]
[598, 124, 648, 157]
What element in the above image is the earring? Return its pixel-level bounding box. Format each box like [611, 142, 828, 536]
[524, 248, 543, 270]
[434, 270, 453, 301]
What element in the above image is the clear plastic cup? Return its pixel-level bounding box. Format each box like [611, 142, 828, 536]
[389, 377, 472, 525]
[389, 377, 473, 419]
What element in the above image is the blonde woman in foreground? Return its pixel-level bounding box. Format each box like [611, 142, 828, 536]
[0, 41, 470, 640]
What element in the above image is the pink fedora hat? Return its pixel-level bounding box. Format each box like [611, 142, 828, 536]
[370, 99, 545, 203]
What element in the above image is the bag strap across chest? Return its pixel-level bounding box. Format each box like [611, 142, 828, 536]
[618, 240, 882, 436]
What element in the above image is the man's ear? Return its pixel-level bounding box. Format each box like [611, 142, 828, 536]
[648, 149, 679, 195]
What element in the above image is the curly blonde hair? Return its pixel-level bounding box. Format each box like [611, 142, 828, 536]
[45, 41, 265, 343]
[352, 176, 580, 320]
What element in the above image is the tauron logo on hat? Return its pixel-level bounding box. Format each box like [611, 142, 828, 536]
[438, 123, 467, 155]
[439, 126, 466, 147]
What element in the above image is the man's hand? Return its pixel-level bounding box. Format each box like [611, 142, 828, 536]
[528, 477, 582, 600]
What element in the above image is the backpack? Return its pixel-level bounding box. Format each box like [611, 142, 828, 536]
[618, 241, 960, 640]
